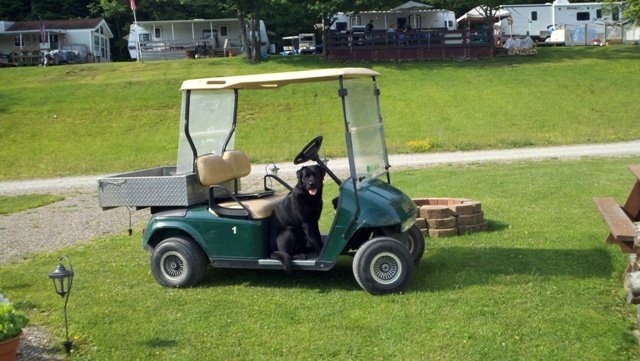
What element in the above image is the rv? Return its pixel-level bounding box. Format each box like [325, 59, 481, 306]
[499, 0, 627, 42]
[127, 18, 269, 60]
[331, 9, 457, 33]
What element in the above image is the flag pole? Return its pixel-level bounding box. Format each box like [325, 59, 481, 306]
[130, 0, 143, 62]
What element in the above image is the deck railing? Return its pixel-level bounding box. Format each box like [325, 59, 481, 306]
[327, 29, 494, 61]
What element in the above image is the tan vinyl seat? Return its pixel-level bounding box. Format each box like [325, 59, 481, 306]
[195, 150, 284, 219]
[214, 193, 287, 219]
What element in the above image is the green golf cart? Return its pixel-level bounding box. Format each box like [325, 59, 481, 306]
[98, 68, 424, 295]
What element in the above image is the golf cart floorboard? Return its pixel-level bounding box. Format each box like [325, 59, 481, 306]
[211, 258, 334, 271]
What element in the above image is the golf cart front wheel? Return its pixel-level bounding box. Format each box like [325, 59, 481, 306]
[352, 238, 414, 295]
[150, 235, 208, 288]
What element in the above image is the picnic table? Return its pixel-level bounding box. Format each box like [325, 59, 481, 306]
[594, 165, 640, 254]
[594, 165, 640, 308]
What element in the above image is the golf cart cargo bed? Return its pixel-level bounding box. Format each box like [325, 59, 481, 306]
[98, 167, 207, 209]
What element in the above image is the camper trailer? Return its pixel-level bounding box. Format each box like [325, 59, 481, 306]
[499, 0, 627, 42]
[127, 18, 269, 60]
[331, 9, 457, 33]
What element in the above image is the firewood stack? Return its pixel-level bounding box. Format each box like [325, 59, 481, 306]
[413, 198, 488, 237]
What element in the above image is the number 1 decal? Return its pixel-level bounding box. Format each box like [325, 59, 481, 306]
[232, 226, 237, 235]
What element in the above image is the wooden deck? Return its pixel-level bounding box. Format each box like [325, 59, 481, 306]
[326, 29, 494, 61]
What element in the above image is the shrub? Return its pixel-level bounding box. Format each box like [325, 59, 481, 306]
[0, 294, 29, 341]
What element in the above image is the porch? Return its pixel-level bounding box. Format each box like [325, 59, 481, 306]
[326, 28, 494, 61]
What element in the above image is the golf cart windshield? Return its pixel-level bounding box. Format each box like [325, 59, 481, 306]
[342, 77, 389, 183]
[176, 90, 236, 174]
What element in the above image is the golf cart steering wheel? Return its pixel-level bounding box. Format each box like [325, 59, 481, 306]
[294, 136, 323, 165]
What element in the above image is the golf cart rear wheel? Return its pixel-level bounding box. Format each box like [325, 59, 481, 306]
[150, 236, 208, 288]
[352, 238, 414, 295]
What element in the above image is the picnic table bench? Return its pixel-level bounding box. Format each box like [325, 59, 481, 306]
[594, 165, 640, 253]
[593, 165, 640, 309]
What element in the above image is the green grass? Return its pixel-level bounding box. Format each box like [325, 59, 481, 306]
[0, 194, 64, 215]
[2, 156, 640, 360]
[0, 46, 638, 180]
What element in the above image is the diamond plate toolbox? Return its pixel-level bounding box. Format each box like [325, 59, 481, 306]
[97, 167, 208, 209]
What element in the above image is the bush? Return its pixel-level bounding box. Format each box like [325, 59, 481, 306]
[0, 294, 29, 341]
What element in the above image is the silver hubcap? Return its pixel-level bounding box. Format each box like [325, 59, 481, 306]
[370, 252, 402, 285]
[161, 251, 185, 280]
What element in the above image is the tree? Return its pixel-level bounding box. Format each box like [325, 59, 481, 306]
[604, 0, 640, 21]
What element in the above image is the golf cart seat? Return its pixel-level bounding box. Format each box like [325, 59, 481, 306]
[196, 151, 284, 219]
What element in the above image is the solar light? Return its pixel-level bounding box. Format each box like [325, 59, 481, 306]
[48, 256, 74, 353]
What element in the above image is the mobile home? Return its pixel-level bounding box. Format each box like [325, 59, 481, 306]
[499, 0, 627, 41]
[332, 9, 457, 33]
[127, 18, 269, 60]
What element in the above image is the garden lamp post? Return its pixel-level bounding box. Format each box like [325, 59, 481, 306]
[48, 256, 74, 353]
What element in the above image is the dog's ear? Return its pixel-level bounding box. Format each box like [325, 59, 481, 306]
[316, 166, 326, 179]
[296, 167, 305, 183]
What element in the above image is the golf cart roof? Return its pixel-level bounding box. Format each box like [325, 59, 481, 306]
[181, 68, 380, 91]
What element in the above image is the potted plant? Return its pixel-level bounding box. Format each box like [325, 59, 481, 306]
[0, 294, 29, 361]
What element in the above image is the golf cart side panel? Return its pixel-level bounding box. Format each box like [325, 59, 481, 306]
[144, 206, 270, 259]
[97, 167, 208, 209]
[320, 179, 417, 262]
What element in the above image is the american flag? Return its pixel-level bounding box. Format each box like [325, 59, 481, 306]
[129, 0, 136, 11]
[39, 19, 46, 43]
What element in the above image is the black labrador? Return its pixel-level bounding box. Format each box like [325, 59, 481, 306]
[269, 165, 326, 273]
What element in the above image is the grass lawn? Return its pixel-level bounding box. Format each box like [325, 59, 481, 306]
[0, 46, 638, 180]
[2, 156, 640, 360]
[0, 194, 64, 215]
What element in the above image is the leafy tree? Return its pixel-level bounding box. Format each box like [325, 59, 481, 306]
[0, 0, 32, 21]
[604, 0, 640, 21]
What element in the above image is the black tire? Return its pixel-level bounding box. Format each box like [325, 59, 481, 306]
[352, 238, 414, 295]
[402, 225, 426, 265]
[150, 235, 208, 288]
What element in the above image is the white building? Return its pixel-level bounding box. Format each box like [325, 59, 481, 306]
[127, 18, 269, 60]
[499, 0, 633, 43]
[0, 18, 112, 65]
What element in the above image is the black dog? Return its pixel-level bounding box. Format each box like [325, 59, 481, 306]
[269, 165, 326, 273]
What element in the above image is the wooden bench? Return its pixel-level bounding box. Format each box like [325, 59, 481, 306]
[593, 165, 640, 253]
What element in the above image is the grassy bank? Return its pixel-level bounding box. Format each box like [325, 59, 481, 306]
[2, 156, 640, 360]
[0, 46, 638, 180]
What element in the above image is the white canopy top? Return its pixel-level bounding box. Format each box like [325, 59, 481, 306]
[456, 5, 511, 23]
[181, 68, 381, 91]
[390, 1, 434, 11]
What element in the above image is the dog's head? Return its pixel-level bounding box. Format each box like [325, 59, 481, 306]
[296, 165, 326, 197]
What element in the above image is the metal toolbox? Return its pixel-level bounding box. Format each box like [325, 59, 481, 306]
[97, 167, 208, 209]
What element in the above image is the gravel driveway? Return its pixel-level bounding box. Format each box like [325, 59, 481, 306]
[2, 140, 639, 360]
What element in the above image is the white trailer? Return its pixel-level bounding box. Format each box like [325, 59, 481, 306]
[499, 0, 628, 42]
[127, 18, 269, 60]
[331, 9, 457, 33]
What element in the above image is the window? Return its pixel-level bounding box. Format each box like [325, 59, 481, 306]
[203, 29, 217, 39]
[14, 35, 23, 47]
[220, 26, 228, 36]
[154, 26, 161, 39]
[531, 11, 538, 21]
[140, 33, 151, 42]
[612, 7, 620, 21]
[335, 22, 348, 32]
[350, 15, 361, 26]
[596, 9, 602, 19]
[576, 12, 590, 21]
[409, 14, 421, 29]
